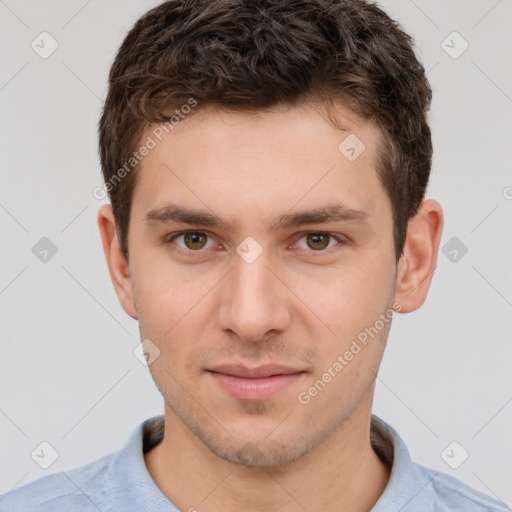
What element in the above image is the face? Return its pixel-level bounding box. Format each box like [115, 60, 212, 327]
[125, 103, 399, 466]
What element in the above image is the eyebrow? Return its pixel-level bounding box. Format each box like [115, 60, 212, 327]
[145, 202, 370, 233]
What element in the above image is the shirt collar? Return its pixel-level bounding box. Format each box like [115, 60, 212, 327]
[370, 414, 439, 511]
[111, 415, 173, 511]
[111, 413, 435, 511]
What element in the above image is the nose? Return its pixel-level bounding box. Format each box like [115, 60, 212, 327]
[216, 249, 291, 343]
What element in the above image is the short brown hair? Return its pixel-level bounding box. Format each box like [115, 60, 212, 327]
[98, 0, 432, 262]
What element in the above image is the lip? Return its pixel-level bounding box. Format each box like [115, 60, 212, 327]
[206, 364, 307, 401]
[208, 364, 304, 378]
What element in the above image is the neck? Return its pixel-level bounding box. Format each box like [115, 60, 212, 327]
[144, 399, 391, 511]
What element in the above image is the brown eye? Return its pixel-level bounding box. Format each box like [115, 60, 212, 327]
[305, 233, 331, 250]
[167, 231, 218, 258]
[183, 232, 208, 250]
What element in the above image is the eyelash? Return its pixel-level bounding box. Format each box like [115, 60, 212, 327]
[165, 230, 346, 258]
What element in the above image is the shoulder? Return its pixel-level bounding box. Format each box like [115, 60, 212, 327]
[0, 451, 117, 512]
[0, 416, 164, 512]
[417, 463, 511, 512]
[370, 415, 511, 512]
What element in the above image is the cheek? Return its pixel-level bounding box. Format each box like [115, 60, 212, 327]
[131, 262, 217, 365]
[292, 260, 393, 339]
[289, 260, 395, 398]
[132, 275, 196, 355]
[131, 250, 208, 322]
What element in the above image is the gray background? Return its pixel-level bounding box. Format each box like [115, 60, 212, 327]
[1, 0, 511, 506]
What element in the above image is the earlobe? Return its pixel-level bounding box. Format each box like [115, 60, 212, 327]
[394, 199, 444, 313]
[97, 204, 138, 319]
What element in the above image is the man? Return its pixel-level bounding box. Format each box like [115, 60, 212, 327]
[1, 0, 509, 511]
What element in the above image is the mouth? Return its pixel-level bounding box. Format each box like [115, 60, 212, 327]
[206, 364, 307, 401]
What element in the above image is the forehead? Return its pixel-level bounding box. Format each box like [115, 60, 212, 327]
[131, 103, 390, 228]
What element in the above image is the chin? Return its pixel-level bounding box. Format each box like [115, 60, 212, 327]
[196, 424, 319, 468]
[216, 438, 311, 468]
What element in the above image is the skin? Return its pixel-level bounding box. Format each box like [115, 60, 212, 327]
[98, 102, 443, 512]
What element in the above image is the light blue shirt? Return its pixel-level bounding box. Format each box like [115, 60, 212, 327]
[0, 414, 509, 511]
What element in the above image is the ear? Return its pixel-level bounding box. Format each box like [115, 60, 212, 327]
[394, 199, 444, 313]
[97, 204, 138, 319]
